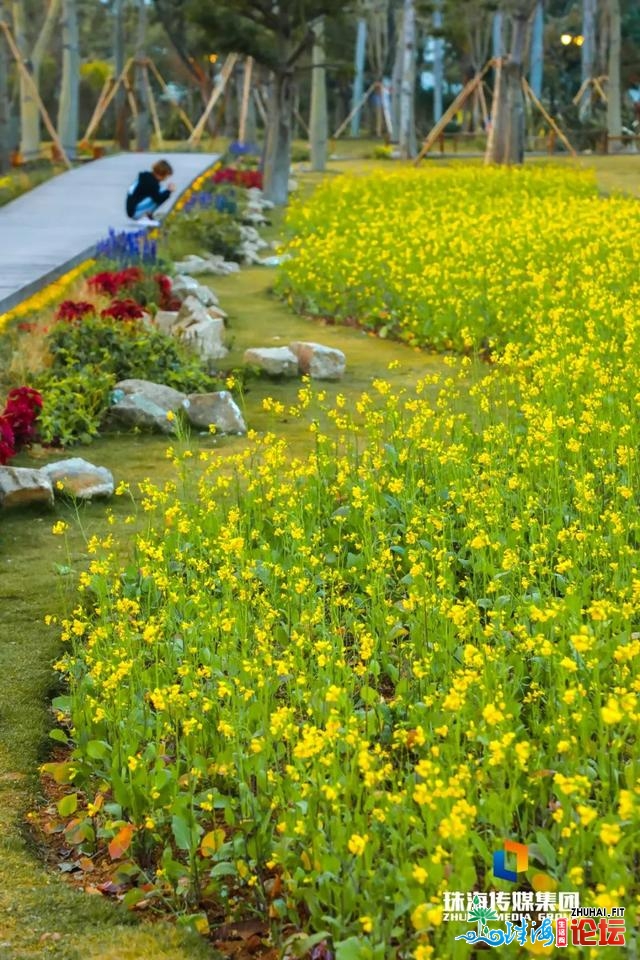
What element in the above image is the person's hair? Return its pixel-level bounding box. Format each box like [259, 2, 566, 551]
[152, 159, 173, 178]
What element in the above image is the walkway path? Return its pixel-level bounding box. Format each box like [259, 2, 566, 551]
[0, 152, 217, 314]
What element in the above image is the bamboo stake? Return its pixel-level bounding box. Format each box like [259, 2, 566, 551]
[522, 76, 577, 157]
[478, 80, 490, 127]
[572, 77, 591, 106]
[123, 74, 138, 120]
[147, 58, 194, 134]
[143, 65, 164, 148]
[332, 81, 377, 140]
[253, 88, 267, 125]
[483, 57, 501, 163]
[189, 53, 238, 146]
[593, 77, 608, 103]
[0, 20, 72, 169]
[84, 75, 112, 143]
[416, 71, 485, 164]
[84, 57, 134, 141]
[295, 108, 310, 136]
[238, 56, 253, 143]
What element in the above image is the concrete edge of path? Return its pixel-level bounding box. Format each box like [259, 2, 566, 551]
[0, 152, 219, 317]
[0, 245, 97, 316]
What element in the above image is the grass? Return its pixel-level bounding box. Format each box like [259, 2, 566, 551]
[0, 153, 639, 956]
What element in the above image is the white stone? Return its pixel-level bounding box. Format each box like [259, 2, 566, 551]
[289, 341, 346, 381]
[153, 310, 180, 336]
[180, 318, 228, 360]
[41, 458, 114, 499]
[171, 274, 219, 307]
[244, 347, 299, 377]
[243, 211, 268, 227]
[0, 466, 53, 508]
[183, 392, 247, 434]
[177, 295, 212, 327]
[175, 297, 228, 359]
[110, 380, 186, 434]
[173, 255, 211, 276]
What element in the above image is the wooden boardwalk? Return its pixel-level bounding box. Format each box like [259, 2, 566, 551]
[0, 152, 218, 314]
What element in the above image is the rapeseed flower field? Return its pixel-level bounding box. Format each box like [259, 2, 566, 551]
[53, 166, 640, 957]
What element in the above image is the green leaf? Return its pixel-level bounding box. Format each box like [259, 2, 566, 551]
[49, 728, 69, 744]
[209, 861, 237, 879]
[57, 793, 78, 817]
[86, 740, 111, 760]
[123, 888, 148, 909]
[336, 937, 372, 960]
[283, 932, 332, 958]
[171, 814, 197, 853]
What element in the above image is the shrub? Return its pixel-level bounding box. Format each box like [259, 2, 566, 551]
[167, 208, 241, 262]
[291, 143, 311, 163]
[36, 367, 114, 446]
[47, 314, 213, 393]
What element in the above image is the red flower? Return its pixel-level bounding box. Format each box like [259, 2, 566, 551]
[0, 415, 16, 465]
[56, 300, 96, 322]
[154, 274, 180, 311]
[0, 386, 42, 462]
[211, 167, 263, 190]
[88, 267, 143, 297]
[100, 298, 145, 321]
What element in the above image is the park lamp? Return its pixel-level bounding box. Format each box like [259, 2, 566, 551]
[560, 33, 584, 46]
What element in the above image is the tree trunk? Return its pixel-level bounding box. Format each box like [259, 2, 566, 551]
[350, 17, 367, 137]
[486, 3, 534, 165]
[399, 0, 416, 157]
[607, 0, 621, 141]
[135, 0, 150, 151]
[13, 0, 61, 160]
[391, 7, 403, 140]
[578, 0, 596, 120]
[529, 1, 544, 100]
[0, 0, 9, 173]
[309, 17, 327, 171]
[57, 0, 79, 160]
[432, 0, 444, 123]
[113, 0, 127, 149]
[263, 70, 293, 206]
[492, 11, 504, 60]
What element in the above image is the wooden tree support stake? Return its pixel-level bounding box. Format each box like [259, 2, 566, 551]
[123, 74, 138, 121]
[143, 65, 164, 148]
[415, 66, 489, 164]
[147, 58, 194, 134]
[0, 19, 72, 169]
[253, 88, 267, 125]
[332, 80, 377, 141]
[522, 76, 577, 157]
[189, 53, 239, 147]
[84, 57, 134, 142]
[84, 75, 112, 143]
[484, 57, 502, 163]
[296, 108, 310, 136]
[238, 56, 253, 143]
